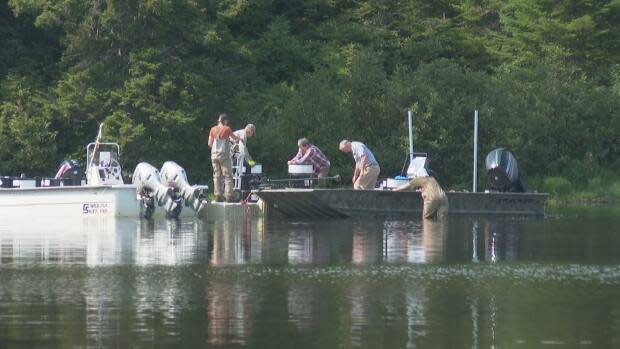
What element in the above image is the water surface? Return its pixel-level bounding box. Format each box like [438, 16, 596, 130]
[1, 209, 620, 348]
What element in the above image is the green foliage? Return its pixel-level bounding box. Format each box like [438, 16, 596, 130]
[543, 177, 572, 197]
[0, 74, 58, 175]
[610, 182, 620, 199]
[1, 0, 619, 193]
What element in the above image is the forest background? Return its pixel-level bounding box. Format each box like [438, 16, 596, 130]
[1, 0, 619, 200]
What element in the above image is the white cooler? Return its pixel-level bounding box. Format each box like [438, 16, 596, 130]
[382, 178, 410, 189]
[243, 164, 262, 174]
[251, 164, 262, 174]
[288, 164, 313, 175]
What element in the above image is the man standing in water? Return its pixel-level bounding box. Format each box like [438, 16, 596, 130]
[338, 140, 380, 190]
[208, 113, 240, 202]
[394, 175, 449, 219]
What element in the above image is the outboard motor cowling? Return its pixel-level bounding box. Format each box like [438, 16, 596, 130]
[485, 148, 527, 192]
[132, 162, 182, 218]
[55, 160, 82, 185]
[160, 161, 206, 214]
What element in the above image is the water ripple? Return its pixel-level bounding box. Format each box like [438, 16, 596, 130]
[202, 263, 620, 284]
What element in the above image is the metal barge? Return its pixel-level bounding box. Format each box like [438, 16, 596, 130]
[256, 110, 548, 219]
[255, 189, 548, 219]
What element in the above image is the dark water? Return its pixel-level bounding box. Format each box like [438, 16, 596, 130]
[1, 207, 620, 348]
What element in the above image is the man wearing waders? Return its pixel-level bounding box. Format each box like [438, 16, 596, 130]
[395, 176, 448, 219]
[208, 114, 240, 202]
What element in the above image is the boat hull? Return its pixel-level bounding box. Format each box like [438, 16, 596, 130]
[256, 189, 548, 219]
[0, 185, 204, 218]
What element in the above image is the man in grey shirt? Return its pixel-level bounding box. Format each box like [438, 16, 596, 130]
[339, 139, 380, 190]
[233, 124, 256, 166]
[232, 124, 256, 175]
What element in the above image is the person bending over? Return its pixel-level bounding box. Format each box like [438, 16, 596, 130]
[395, 176, 448, 219]
[338, 140, 380, 190]
[288, 138, 330, 187]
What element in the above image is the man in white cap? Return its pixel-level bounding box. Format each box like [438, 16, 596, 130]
[232, 124, 256, 173]
[338, 139, 380, 190]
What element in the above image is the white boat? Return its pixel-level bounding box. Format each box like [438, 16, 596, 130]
[0, 185, 141, 218]
[0, 124, 208, 219]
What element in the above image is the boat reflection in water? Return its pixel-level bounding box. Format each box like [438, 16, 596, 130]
[0, 217, 212, 266]
[135, 219, 209, 266]
[280, 217, 535, 348]
[0, 215, 520, 268]
[463, 216, 525, 264]
[381, 219, 448, 264]
[287, 224, 331, 265]
[0, 217, 133, 266]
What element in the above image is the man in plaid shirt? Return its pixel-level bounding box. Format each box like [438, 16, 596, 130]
[287, 138, 331, 186]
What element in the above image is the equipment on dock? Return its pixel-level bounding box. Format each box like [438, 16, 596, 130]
[485, 148, 527, 192]
[132, 162, 182, 218]
[160, 161, 207, 213]
[231, 149, 263, 202]
[288, 164, 314, 175]
[256, 174, 341, 189]
[287, 164, 316, 188]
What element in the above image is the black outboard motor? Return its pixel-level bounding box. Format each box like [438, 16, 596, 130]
[485, 148, 527, 192]
[54, 160, 82, 185]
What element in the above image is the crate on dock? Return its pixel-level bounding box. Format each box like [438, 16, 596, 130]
[0, 176, 14, 188]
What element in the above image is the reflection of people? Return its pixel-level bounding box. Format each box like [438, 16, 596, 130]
[395, 176, 448, 219]
[421, 218, 447, 263]
[288, 138, 331, 187]
[233, 124, 256, 173]
[207, 280, 252, 346]
[338, 140, 380, 190]
[208, 113, 240, 202]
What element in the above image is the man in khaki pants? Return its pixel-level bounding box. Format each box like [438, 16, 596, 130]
[339, 140, 380, 190]
[395, 175, 448, 219]
[208, 114, 240, 202]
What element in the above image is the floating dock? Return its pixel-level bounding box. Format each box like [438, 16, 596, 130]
[255, 189, 548, 219]
[203, 201, 263, 221]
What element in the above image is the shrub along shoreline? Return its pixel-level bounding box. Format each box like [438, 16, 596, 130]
[538, 176, 620, 206]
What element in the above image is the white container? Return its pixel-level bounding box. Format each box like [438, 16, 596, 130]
[383, 178, 410, 189]
[16, 179, 37, 188]
[288, 164, 313, 174]
[251, 164, 262, 174]
[406, 156, 429, 178]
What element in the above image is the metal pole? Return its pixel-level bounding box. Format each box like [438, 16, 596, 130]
[408, 109, 414, 163]
[473, 110, 478, 193]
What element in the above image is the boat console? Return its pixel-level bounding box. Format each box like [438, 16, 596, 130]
[86, 143, 124, 186]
